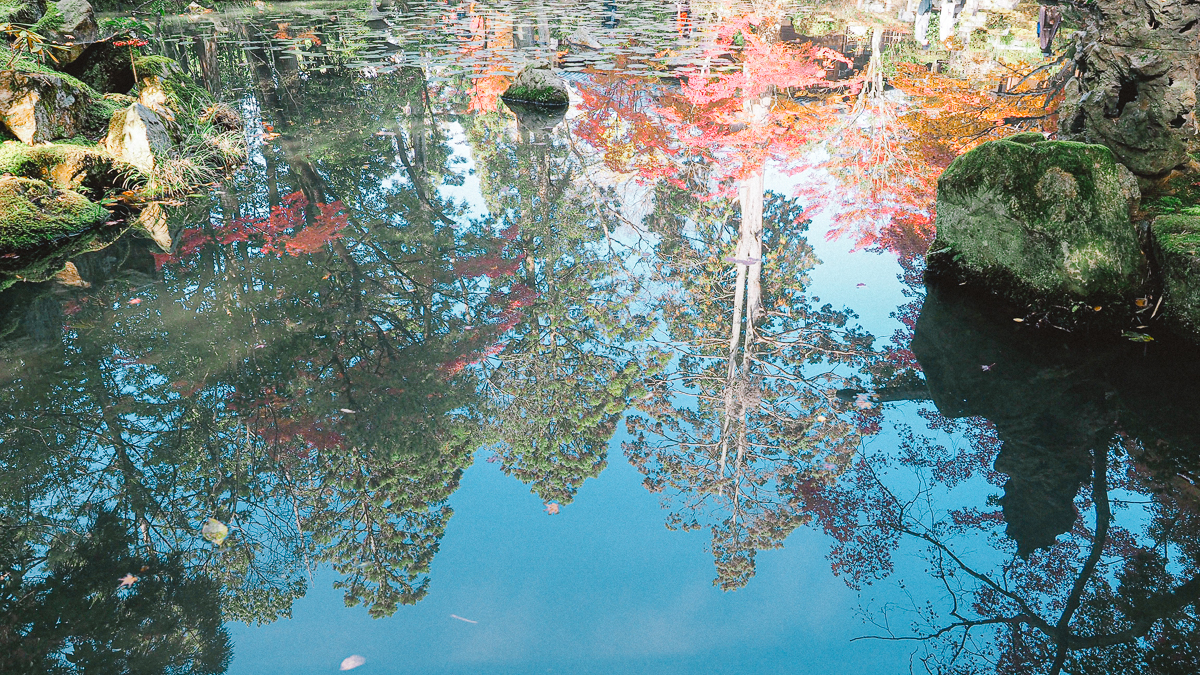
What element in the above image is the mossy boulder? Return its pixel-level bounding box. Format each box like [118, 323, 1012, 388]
[44, 0, 101, 66]
[929, 135, 1146, 307]
[0, 0, 47, 24]
[0, 140, 136, 196]
[0, 175, 108, 251]
[1151, 213, 1200, 332]
[0, 70, 96, 144]
[501, 62, 569, 107]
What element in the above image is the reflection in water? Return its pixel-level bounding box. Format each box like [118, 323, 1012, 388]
[0, 0, 1197, 672]
[0, 512, 229, 674]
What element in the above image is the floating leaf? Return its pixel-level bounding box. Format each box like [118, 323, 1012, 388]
[544, 502, 560, 515]
[340, 655, 366, 671]
[201, 518, 229, 546]
[1122, 331, 1155, 343]
[118, 573, 138, 589]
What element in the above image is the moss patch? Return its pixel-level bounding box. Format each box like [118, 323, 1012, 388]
[0, 175, 108, 250]
[501, 84, 569, 106]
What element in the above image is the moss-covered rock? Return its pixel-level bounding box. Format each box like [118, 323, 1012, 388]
[0, 175, 108, 251]
[0, 70, 97, 143]
[0, 139, 138, 196]
[0, 0, 47, 24]
[44, 0, 100, 66]
[929, 135, 1146, 307]
[501, 62, 569, 107]
[1151, 213, 1200, 332]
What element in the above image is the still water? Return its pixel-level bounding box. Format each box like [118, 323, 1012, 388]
[3, 1, 1199, 673]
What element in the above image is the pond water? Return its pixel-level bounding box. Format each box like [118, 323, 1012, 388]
[3, 1, 1200, 673]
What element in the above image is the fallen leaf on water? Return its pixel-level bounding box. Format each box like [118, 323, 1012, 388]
[450, 614, 478, 624]
[1122, 331, 1155, 343]
[201, 518, 229, 546]
[128, 298, 142, 305]
[856, 283, 866, 288]
[1135, 297, 1148, 308]
[1012, 318, 1024, 322]
[118, 573, 138, 589]
[340, 655, 366, 671]
[816, 415, 827, 423]
[1093, 306, 1103, 312]
[339, 408, 358, 414]
[981, 363, 995, 371]
[544, 502, 560, 515]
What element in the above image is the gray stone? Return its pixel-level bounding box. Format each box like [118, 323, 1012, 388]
[502, 62, 569, 107]
[0, 71, 93, 144]
[104, 103, 173, 173]
[1059, 0, 1199, 177]
[48, 0, 100, 66]
[930, 135, 1145, 303]
[0, 0, 47, 24]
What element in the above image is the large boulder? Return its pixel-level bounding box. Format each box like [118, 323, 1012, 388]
[0, 0, 47, 24]
[46, 0, 101, 66]
[0, 140, 134, 196]
[0, 70, 94, 144]
[104, 103, 173, 173]
[1151, 213, 1200, 332]
[1059, 0, 1199, 177]
[501, 62, 569, 107]
[929, 134, 1145, 306]
[0, 175, 107, 251]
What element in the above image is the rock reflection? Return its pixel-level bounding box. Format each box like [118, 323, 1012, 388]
[816, 280, 1200, 672]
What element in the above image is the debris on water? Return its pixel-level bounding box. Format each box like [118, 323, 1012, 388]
[450, 614, 478, 623]
[201, 518, 229, 546]
[118, 573, 138, 589]
[981, 363, 995, 371]
[1122, 331, 1154, 343]
[340, 655, 366, 670]
[544, 502, 560, 514]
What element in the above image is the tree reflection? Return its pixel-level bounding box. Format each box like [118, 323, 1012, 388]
[800, 283, 1200, 674]
[0, 512, 230, 674]
[0, 4, 1194, 670]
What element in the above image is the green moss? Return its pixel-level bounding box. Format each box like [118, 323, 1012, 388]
[1004, 131, 1046, 145]
[0, 176, 108, 251]
[31, 3, 64, 34]
[0, 141, 68, 176]
[501, 84, 569, 106]
[0, 48, 97, 95]
[934, 137, 1144, 303]
[1154, 214, 1200, 255]
[0, 140, 137, 196]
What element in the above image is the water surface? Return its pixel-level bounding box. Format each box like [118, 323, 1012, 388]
[2, 2, 1199, 673]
